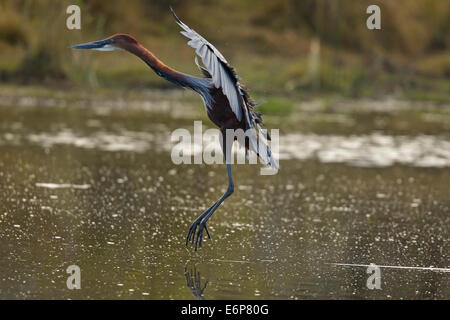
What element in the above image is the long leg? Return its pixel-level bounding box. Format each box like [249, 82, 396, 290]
[186, 163, 234, 250]
[194, 163, 233, 249]
[186, 130, 234, 250]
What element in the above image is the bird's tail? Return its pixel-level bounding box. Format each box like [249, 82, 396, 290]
[245, 125, 279, 170]
[238, 87, 279, 170]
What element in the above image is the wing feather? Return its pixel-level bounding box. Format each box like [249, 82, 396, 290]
[171, 8, 278, 170]
[171, 8, 243, 121]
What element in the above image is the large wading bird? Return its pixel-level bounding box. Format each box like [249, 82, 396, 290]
[70, 8, 278, 250]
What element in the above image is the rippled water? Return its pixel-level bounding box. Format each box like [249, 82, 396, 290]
[0, 97, 448, 299]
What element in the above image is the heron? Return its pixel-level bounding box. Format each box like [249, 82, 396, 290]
[70, 8, 278, 250]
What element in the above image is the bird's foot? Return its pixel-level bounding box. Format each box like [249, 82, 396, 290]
[194, 222, 210, 251]
[186, 203, 217, 249]
[186, 218, 211, 249]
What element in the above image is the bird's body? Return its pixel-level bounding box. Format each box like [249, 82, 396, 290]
[71, 8, 278, 250]
[207, 88, 245, 131]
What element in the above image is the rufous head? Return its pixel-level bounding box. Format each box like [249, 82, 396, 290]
[70, 34, 139, 51]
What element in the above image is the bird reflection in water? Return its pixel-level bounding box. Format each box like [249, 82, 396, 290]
[184, 265, 209, 300]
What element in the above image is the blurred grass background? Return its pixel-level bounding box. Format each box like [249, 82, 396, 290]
[0, 0, 449, 103]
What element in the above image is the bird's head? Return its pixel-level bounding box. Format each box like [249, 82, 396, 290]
[70, 34, 139, 52]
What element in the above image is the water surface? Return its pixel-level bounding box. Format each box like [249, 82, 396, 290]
[0, 94, 448, 299]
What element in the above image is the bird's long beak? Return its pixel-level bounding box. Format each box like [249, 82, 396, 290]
[70, 39, 116, 51]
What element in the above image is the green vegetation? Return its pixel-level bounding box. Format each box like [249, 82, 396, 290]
[257, 97, 294, 115]
[0, 0, 449, 102]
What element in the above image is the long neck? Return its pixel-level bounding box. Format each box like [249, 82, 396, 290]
[127, 43, 196, 89]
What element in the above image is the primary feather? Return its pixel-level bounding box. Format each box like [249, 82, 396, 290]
[171, 8, 243, 122]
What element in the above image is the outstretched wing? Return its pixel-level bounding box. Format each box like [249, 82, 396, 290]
[171, 8, 278, 170]
[171, 8, 243, 121]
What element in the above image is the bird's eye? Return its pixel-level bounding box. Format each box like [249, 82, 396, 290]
[109, 38, 115, 43]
